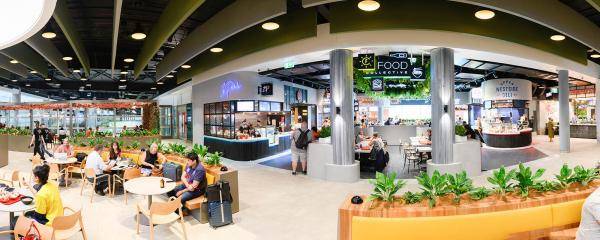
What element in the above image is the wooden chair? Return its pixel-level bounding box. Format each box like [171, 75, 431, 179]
[49, 164, 67, 186]
[137, 196, 187, 240]
[0, 170, 21, 187]
[51, 207, 88, 240]
[112, 167, 141, 203]
[66, 159, 86, 187]
[80, 168, 111, 203]
[0, 215, 53, 239]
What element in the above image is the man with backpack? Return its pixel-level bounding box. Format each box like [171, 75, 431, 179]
[291, 121, 312, 175]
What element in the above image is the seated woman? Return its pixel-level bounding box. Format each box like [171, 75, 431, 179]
[167, 152, 207, 214]
[140, 143, 164, 176]
[109, 141, 122, 160]
[369, 133, 385, 151]
[20, 164, 63, 226]
[53, 138, 74, 158]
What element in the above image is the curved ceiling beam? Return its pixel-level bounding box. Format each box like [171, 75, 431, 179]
[0, 55, 29, 78]
[302, 0, 344, 8]
[24, 33, 70, 77]
[587, 0, 600, 11]
[53, 0, 91, 76]
[156, 0, 286, 80]
[111, 0, 123, 77]
[133, 0, 207, 79]
[0, 69, 10, 80]
[0, 43, 48, 77]
[450, 0, 600, 53]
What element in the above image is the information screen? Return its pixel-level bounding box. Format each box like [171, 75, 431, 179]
[236, 101, 254, 112]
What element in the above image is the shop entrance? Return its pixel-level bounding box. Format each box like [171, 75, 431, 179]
[290, 104, 317, 129]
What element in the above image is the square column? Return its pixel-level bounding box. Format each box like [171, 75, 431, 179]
[558, 70, 570, 152]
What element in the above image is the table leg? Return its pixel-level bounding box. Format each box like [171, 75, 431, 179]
[9, 212, 14, 231]
[58, 165, 67, 187]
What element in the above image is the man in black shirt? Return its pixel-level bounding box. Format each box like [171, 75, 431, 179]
[30, 122, 45, 160]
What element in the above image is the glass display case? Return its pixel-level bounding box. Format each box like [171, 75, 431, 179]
[204, 101, 236, 139]
[481, 100, 530, 134]
[204, 100, 284, 139]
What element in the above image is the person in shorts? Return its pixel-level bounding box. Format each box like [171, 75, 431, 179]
[290, 121, 312, 175]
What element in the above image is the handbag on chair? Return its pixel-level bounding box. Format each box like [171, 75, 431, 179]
[22, 222, 42, 240]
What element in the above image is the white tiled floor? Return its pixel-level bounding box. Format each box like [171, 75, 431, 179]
[0, 135, 597, 240]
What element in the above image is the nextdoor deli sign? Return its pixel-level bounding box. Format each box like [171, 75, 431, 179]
[482, 78, 532, 101]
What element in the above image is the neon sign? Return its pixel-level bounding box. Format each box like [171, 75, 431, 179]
[220, 80, 241, 99]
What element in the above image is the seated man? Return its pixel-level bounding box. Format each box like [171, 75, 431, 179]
[85, 144, 114, 196]
[577, 187, 600, 239]
[167, 152, 207, 214]
[53, 138, 75, 158]
[20, 164, 63, 226]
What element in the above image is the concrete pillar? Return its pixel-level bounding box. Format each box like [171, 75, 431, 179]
[326, 49, 359, 182]
[11, 89, 20, 104]
[427, 48, 462, 175]
[558, 70, 570, 152]
[596, 82, 600, 144]
[377, 100, 384, 123]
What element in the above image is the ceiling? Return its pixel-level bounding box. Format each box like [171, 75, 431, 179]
[0, 0, 598, 101]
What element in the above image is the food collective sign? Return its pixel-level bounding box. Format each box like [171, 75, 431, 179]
[482, 78, 532, 101]
[356, 52, 425, 81]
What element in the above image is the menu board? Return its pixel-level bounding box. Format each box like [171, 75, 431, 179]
[236, 101, 254, 112]
[259, 101, 270, 111]
[271, 102, 281, 112]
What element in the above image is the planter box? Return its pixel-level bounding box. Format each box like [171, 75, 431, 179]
[455, 135, 467, 143]
[0, 135, 7, 167]
[8, 135, 33, 152]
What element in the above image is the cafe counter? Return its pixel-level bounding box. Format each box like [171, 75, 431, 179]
[204, 133, 291, 161]
[571, 124, 597, 139]
[482, 128, 532, 148]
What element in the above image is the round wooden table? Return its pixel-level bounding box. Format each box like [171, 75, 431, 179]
[124, 177, 176, 226]
[0, 188, 35, 231]
[46, 157, 78, 186]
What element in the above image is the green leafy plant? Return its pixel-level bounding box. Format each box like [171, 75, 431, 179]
[555, 164, 575, 190]
[571, 166, 599, 186]
[156, 143, 171, 154]
[454, 125, 467, 137]
[469, 187, 492, 201]
[129, 140, 141, 150]
[487, 166, 516, 199]
[513, 163, 545, 198]
[168, 143, 187, 156]
[319, 126, 331, 138]
[402, 191, 422, 204]
[190, 144, 209, 158]
[416, 170, 449, 208]
[533, 180, 560, 193]
[367, 172, 406, 203]
[446, 171, 473, 204]
[205, 152, 223, 166]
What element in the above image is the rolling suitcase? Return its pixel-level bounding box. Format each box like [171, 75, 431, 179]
[162, 162, 182, 181]
[207, 181, 233, 229]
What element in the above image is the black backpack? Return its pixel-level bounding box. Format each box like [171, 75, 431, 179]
[294, 129, 310, 150]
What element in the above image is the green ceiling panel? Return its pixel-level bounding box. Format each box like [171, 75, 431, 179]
[53, 0, 91, 75]
[133, 0, 206, 79]
[178, 9, 317, 82]
[0, 69, 10, 80]
[587, 0, 600, 12]
[329, 0, 588, 65]
[1, 43, 48, 77]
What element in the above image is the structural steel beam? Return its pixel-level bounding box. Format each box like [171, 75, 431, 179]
[111, 0, 123, 76]
[133, 0, 206, 79]
[302, 0, 343, 8]
[587, 0, 600, 12]
[0, 43, 48, 77]
[53, 0, 91, 76]
[0, 55, 29, 78]
[24, 33, 70, 77]
[156, 0, 286, 80]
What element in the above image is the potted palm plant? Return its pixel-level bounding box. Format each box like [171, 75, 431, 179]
[454, 124, 467, 143]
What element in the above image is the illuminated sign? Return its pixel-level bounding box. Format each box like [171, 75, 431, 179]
[220, 80, 241, 99]
[259, 83, 273, 96]
[284, 62, 295, 69]
[356, 54, 375, 70]
[357, 52, 425, 80]
[371, 78, 384, 91]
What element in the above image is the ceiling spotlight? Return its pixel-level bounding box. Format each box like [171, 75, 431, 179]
[44, 78, 50, 81]
[475, 10, 495, 20]
[261, 22, 280, 30]
[166, 74, 174, 78]
[357, 0, 380, 11]
[181, 64, 191, 69]
[131, 23, 146, 40]
[30, 70, 37, 74]
[62, 56, 73, 61]
[120, 79, 126, 82]
[35, 90, 39, 93]
[551, 34, 566, 41]
[151, 87, 157, 90]
[86, 83, 91, 87]
[120, 71, 128, 74]
[9, 59, 18, 64]
[25, 83, 30, 87]
[124, 58, 134, 63]
[41, 32, 56, 39]
[73, 69, 80, 73]
[11, 80, 17, 82]
[80, 78, 87, 81]
[157, 82, 164, 85]
[210, 47, 223, 53]
[591, 54, 600, 59]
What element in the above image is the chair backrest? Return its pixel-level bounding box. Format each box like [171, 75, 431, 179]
[150, 196, 182, 216]
[123, 168, 141, 180]
[79, 159, 86, 168]
[13, 215, 53, 238]
[31, 156, 42, 166]
[11, 170, 20, 182]
[84, 168, 96, 178]
[49, 164, 60, 173]
[52, 208, 82, 232]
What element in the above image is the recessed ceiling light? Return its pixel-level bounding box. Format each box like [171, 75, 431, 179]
[73, 69, 80, 73]
[120, 71, 128, 74]
[591, 54, 600, 58]
[35, 90, 39, 93]
[210, 47, 223, 53]
[9, 59, 18, 64]
[131, 32, 146, 40]
[62, 56, 73, 61]
[181, 64, 191, 69]
[30, 70, 37, 74]
[41, 32, 56, 39]
[157, 82, 164, 85]
[261, 22, 280, 30]
[120, 79, 126, 82]
[166, 74, 174, 78]
[124, 58, 134, 63]
[151, 87, 157, 90]
[80, 78, 87, 81]
[86, 83, 91, 87]
[44, 78, 50, 81]
[25, 84, 30, 87]
[11, 80, 17, 82]
[475, 10, 495, 20]
[357, 0, 380, 11]
[551, 34, 566, 41]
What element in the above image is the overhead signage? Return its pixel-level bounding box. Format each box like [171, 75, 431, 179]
[259, 83, 273, 96]
[371, 78, 384, 91]
[220, 80, 241, 99]
[482, 78, 532, 101]
[283, 62, 295, 69]
[390, 99, 431, 105]
[356, 53, 375, 70]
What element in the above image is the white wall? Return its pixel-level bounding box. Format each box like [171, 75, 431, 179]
[191, 71, 317, 144]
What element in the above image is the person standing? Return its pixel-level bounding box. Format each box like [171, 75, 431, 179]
[166, 152, 207, 215]
[547, 117, 555, 142]
[290, 121, 312, 175]
[30, 122, 46, 160]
